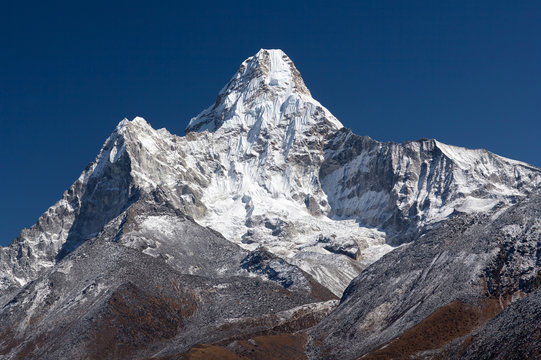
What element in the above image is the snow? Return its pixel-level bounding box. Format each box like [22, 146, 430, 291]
[186, 49, 343, 134]
[13, 276, 28, 286]
[276, 299, 339, 320]
[141, 216, 177, 239]
[501, 224, 523, 238]
[456, 197, 500, 213]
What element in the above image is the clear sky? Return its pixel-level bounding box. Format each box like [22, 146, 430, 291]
[1, 1, 540, 246]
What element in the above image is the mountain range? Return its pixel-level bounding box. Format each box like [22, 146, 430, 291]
[1, 49, 540, 359]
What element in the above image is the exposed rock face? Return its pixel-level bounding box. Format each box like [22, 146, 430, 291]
[307, 191, 541, 360]
[0, 122, 138, 298]
[322, 128, 541, 245]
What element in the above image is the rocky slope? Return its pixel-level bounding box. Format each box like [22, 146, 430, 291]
[307, 189, 541, 359]
[449, 285, 541, 360]
[321, 129, 541, 245]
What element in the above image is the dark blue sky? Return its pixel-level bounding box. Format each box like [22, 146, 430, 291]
[1, 1, 540, 246]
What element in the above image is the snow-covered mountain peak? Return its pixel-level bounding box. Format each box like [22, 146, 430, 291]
[115, 116, 148, 130]
[222, 48, 311, 100]
[249, 49, 311, 95]
[111, 116, 157, 138]
[186, 49, 343, 133]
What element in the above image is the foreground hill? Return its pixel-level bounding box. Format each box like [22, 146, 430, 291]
[308, 190, 541, 359]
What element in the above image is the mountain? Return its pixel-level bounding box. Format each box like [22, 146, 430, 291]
[1, 49, 541, 359]
[2, 49, 539, 298]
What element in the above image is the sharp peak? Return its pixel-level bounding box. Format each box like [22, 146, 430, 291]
[254, 48, 287, 58]
[108, 117, 170, 145]
[115, 116, 149, 130]
[186, 49, 337, 133]
[99, 117, 155, 160]
[249, 48, 293, 68]
[246, 49, 291, 68]
[230, 48, 311, 96]
[113, 117, 165, 138]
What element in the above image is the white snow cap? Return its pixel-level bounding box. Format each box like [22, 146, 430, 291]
[186, 49, 343, 133]
[245, 49, 311, 94]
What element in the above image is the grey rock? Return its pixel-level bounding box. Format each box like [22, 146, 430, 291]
[307, 190, 541, 360]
